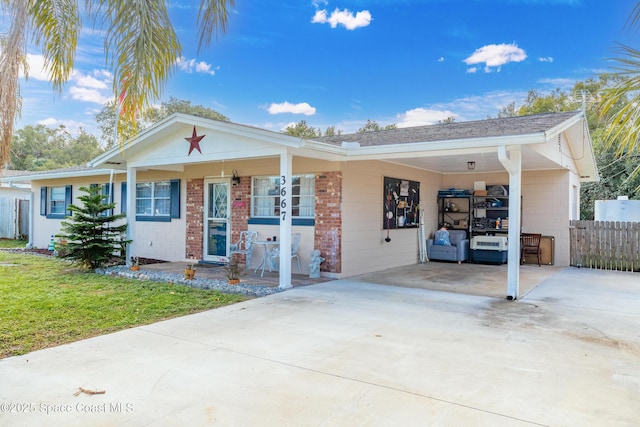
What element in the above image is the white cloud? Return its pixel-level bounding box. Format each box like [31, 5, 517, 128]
[538, 77, 575, 89]
[464, 43, 527, 72]
[438, 57, 445, 62]
[67, 69, 112, 104]
[268, 101, 316, 116]
[176, 56, 217, 75]
[36, 118, 87, 135]
[17, 54, 52, 80]
[538, 56, 554, 63]
[68, 86, 111, 104]
[73, 73, 108, 89]
[396, 108, 458, 128]
[312, 8, 372, 30]
[38, 117, 58, 126]
[466, 67, 478, 74]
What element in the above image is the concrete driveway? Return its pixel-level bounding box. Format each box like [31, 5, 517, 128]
[1, 267, 639, 426]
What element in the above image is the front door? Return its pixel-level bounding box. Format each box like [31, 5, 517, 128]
[204, 179, 231, 263]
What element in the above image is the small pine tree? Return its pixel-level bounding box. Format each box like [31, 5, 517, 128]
[56, 185, 130, 269]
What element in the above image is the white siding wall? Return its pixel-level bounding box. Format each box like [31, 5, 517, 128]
[340, 161, 442, 277]
[443, 169, 573, 266]
[31, 175, 187, 262]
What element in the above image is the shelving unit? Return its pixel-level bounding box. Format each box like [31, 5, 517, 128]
[437, 195, 471, 235]
[471, 186, 510, 237]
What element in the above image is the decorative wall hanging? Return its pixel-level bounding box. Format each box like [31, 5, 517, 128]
[383, 176, 420, 230]
[185, 126, 205, 155]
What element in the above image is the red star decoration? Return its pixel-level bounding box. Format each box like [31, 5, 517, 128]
[185, 126, 205, 155]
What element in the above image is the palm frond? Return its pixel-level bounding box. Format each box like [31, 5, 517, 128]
[0, 0, 29, 165]
[96, 0, 180, 142]
[29, 0, 80, 90]
[625, 2, 640, 32]
[197, 0, 234, 51]
[600, 43, 640, 158]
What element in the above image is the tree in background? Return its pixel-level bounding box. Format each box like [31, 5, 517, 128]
[283, 120, 322, 138]
[8, 125, 103, 171]
[496, 76, 640, 219]
[358, 119, 397, 133]
[324, 126, 341, 137]
[95, 97, 230, 148]
[56, 186, 129, 270]
[0, 0, 234, 166]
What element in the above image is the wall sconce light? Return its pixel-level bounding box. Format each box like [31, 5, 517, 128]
[232, 170, 241, 185]
[467, 161, 476, 171]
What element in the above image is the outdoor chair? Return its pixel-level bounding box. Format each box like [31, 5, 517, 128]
[520, 233, 542, 266]
[269, 232, 303, 273]
[426, 229, 469, 264]
[230, 230, 258, 268]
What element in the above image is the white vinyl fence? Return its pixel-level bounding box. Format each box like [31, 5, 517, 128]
[0, 197, 29, 239]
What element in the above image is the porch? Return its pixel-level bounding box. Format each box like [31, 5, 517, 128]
[134, 261, 562, 299]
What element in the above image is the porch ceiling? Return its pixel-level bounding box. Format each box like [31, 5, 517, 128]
[385, 145, 562, 174]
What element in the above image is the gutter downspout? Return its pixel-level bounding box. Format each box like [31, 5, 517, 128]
[498, 146, 521, 300]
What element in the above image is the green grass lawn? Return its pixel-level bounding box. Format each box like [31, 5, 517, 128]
[0, 242, 246, 358]
[0, 238, 28, 248]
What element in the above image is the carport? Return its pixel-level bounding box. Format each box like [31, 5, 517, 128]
[315, 110, 598, 299]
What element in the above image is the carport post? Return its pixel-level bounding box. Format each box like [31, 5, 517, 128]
[278, 152, 293, 289]
[498, 146, 521, 300]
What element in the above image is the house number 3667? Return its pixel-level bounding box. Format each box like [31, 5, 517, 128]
[280, 175, 287, 221]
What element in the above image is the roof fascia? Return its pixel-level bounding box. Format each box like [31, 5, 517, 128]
[0, 169, 125, 183]
[337, 133, 545, 160]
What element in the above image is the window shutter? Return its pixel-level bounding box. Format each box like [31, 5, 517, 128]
[170, 179, 180, 218]
[120, 182, 127, 213]
[65, 185, 72, 216]
[40, 187, 47, 216]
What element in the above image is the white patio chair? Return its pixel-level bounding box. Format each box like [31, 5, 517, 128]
[269, 233, 302, 273]
[230, 230, 258, 268]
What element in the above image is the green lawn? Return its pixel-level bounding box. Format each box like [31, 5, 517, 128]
[0, 238, 28, 248]
[0, 243, 246, 358]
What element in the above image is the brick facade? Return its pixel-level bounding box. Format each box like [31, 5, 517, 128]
[185, 178, 204, 260]
[185, 173, 342, 274]
[314, 172, 342, 274]
[229, 177, 251, 264]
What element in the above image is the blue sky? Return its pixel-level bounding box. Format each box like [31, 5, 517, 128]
[12, 0, 637, 137]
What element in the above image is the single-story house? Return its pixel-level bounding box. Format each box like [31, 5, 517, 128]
[1, 110, 598, 299]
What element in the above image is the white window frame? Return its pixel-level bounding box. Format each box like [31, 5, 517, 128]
[251, 175, 315, 219]
[49, 186, 67, 215]
[136, 181, 171, 217]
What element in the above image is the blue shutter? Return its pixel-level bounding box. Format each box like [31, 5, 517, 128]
[40, 187, 47, 216]
[120, 182, 127, 213]
[170, 179, 180, 218]
[65, 185, 72, 216]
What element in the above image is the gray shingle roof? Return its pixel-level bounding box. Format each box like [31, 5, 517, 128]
[315, 111, 581, 147]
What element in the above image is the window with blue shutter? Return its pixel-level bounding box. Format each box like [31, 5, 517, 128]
[120, 180, 180, 222]
[42, 185, 72, 219]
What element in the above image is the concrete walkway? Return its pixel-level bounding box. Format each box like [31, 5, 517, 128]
[1, 267, 639, 426]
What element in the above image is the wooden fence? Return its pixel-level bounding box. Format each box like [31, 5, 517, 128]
[569, 220, 640, 272]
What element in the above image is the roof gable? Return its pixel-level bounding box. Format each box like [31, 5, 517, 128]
[90, 113, 305, 169]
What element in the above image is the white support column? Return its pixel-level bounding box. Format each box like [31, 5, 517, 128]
[278, 152, 293, 289]
[498, 146, 521, 300]
[125, 167, 137, 265]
